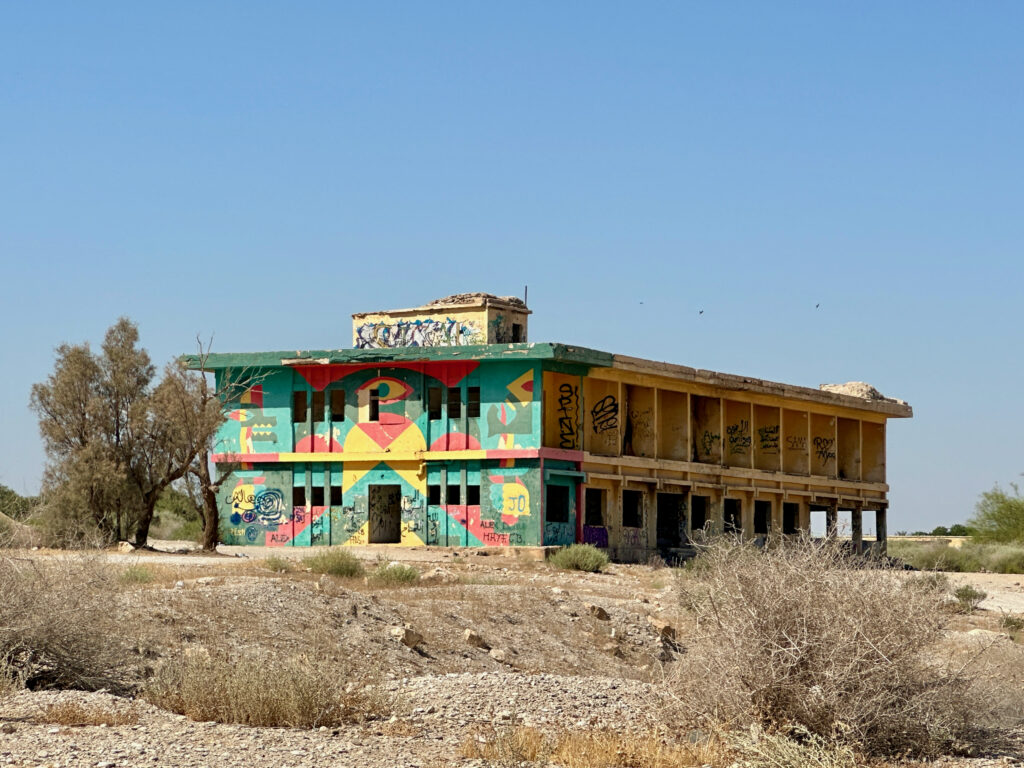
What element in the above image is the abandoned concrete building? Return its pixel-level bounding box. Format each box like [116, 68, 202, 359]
[187, 293, 912, 560]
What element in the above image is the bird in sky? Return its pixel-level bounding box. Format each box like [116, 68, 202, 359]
[698, 309, 704, 315]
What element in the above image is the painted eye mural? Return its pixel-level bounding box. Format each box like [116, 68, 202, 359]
[356, 376, 413, 403]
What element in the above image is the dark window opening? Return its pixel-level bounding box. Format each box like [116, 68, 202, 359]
[754, 500, 771, 536]
[547, 485, 570, 523]
[585, 488, 604, 526]
[783, 502, 799, 535]
[311, 391, 325, 423]
[368, 388, 380, 422]
[511, 323, 523, 342]
[691, 495, 709, 531]
[330, 389, 345, 422]
[657, 492, 685, 548]
[446, 484, 461, 505]
[311, 486, 325, 507]
[447, 387, 461, 419]
[623, 490, 643, 528]
[330, 485, 342, 506]
[724, 498, 742, 534]
[466, 484, 480, 506]
[292, 486, 306, 507]
[292, 391, 307, 423]
[427, 485, 441, 505]
[467, 387, 481, 418]
[428, 387, 443, 420]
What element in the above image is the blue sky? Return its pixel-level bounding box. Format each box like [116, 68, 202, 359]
[1, 2, 1022, 531]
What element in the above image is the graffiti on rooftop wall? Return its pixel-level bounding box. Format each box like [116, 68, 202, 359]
[355, 317, 484, 349]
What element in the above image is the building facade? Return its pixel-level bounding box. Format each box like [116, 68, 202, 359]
[188, 294, 912, 560]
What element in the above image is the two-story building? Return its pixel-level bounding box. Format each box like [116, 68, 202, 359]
[186, 293, 912, 560]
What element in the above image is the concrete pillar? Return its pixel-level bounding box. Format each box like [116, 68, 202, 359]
[875, 507, 887, 554]
[825, 503, 838, 538]
[713, 492, 724, 535]
[851, 504, 863, 555]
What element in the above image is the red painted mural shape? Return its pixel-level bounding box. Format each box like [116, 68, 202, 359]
[290, 361, 480, 391]
[266, 506, 328, 546]
[444, 504, 511, 546]
[429, 433, 482, 452]
[294, 435, 344, 453]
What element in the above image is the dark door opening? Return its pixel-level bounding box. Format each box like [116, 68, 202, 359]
[754, 500, 771, 537]
[656, 492, 686, 549]
[690, 495, 709, 533]
[368, 484, 402, 543]
[724, 498, 742, 534]
[783, 502, 799, 535]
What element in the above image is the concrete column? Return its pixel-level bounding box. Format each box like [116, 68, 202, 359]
[825, 503, 838, 538]
[851, 504, 863, 555]
[875, 507, 887, 554]
[713, 492, 725, 535]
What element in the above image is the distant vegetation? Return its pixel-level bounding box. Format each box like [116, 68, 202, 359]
[889, 540, 1024, 573]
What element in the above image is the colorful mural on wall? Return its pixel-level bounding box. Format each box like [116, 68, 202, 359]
[213, 360, 547, 547]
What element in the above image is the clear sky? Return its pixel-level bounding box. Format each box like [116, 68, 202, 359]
[1, 2, 1022, 532]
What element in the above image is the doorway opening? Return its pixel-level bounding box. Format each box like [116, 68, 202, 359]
[368, 484, 402, 543]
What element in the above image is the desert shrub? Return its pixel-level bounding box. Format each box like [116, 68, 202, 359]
[119, 564, 155, 585]
[302, 549, 364, 578]
[671, 538, 1001, 757]
[953, 584, 987, 613]
[143, 647, 388, 727]
[1000, 613, 1024, 632]
[729, 726, 858, 768]
[263, 555, 294, 573]
[904, 571, 951, 594]
[459, 726, 725, 768]
[0, 554, 129, 693]
[889, 540, 1024, 574]
[36, 698, 139, 726]
[370, 560, 419, 585]
[549, 544, 608, 573]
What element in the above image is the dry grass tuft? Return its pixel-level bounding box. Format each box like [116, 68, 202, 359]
[302, 549, 365, 578]
[35, 699, 140, 726]
[143, 646, 390, 728]
[370, 559, 420, 586]
[0, 554, 130, 693]
[262, 555, 295, 573]
[670, 537, 1015, 758]
[548, 544, 609, 573]
[459, 726, 729, 767]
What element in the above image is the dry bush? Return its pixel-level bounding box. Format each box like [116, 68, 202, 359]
[670, 538, 1010, 758]
[370, 559, 419, 585]
[729, 726, 859, 768]
[262, 555, 294, 573]
[953, 584, 987, 613]
[549, 544, 609, 573]
[0, 553, 130, 693]
[302, 549, 364, 578]
[459, 726, 728, 768]
[143, 646, 390, 728]
[36, 698, 140, 726]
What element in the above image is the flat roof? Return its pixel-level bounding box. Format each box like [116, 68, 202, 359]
[184, 342, 912, 418]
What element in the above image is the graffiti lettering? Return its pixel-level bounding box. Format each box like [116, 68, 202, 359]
[757, 425, 780, 454]
[355, 317, 483, 349]
[245, 526, 260, 542]
[590, 396, 618, 433]
[699, 430, 721, 457]
[556, 383, 579, 450]
[726, 420, 751, 455]
[544, 522, 574, 546]
[813, 436, 836, 462]
[621, 527, 645, 548]
[786, 435, 808, 451]
[583, 525, 609, 548]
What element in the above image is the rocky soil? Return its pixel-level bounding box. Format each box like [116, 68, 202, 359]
[1, 543, 1022, 767]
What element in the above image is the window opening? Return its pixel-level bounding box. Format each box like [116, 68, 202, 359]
[330, 485, 342, 506]
[622, 490, 643, 528]
[292, 486, 306, 507]
[428, 485, 441, 505]
[311, 486, 325, 507]
[330, 390, 345, 422]
[446, 484, 461, 505]
[447, 387, 461, 419]
[724, 498, 742, 534]
[466, 484, 480, 505]
[467, 387, 481, 418]
[369, 388, 380, 422]
[547, 485, 570, 523]
[511, 323, 523, 342]
[311, 391, 325, 422]
[428, 387, 443, 420]
[690, 495, 709, 531]
[292, 391, 307, 423]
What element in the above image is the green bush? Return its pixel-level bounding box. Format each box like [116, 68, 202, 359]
[302, 549, 364, 578]
[969, 482, 1024, 543]
[548, 544, 608, 573]
[889, 540, 1024, 574]
[118, 564, 155, 585]
[953, 584, 987, 613]
[263, 555, 294, 573]
[370, 560, 419, 585]
[999, 613, 1024, 632]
